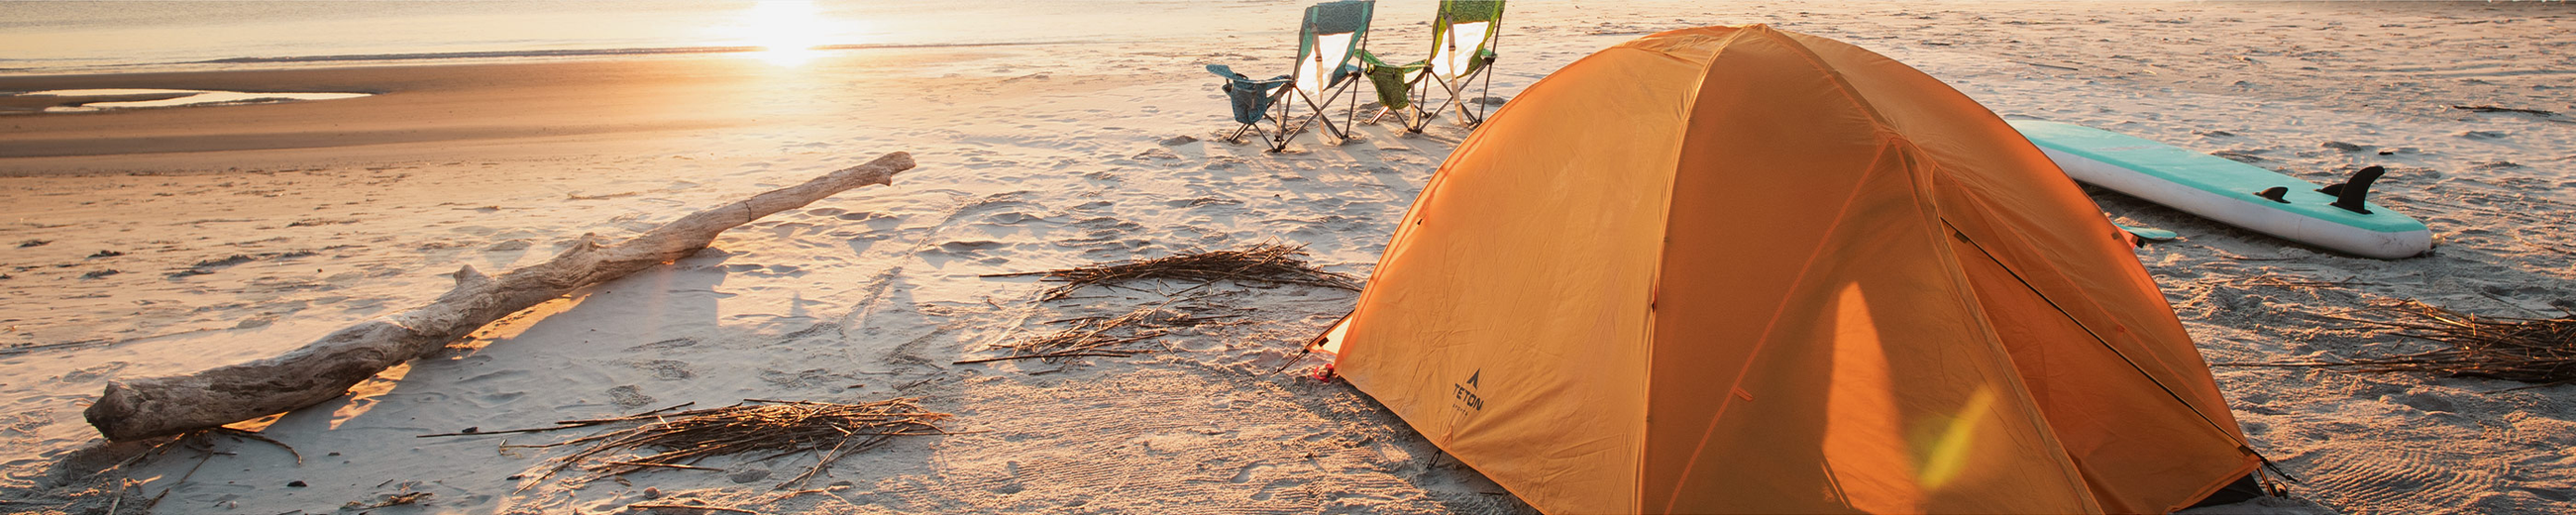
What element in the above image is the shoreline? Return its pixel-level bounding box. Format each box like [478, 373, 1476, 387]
[0, 50, 1038, 173]
[0, 57, 826, 163]
[0, 40, 1128, 82]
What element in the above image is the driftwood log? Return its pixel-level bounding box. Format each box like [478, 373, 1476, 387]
[84, 153, 915, 442]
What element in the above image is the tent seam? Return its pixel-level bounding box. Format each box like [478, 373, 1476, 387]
[1944, 218, 2274, 486]
[1660, 141, 1897, 514]
[1639, 26, 1748, 514]
[1661, 25, 1908, 511]
[1349, 41, 1692, 515]
[1896, 146, 2106, 511]
[1746, 26, 1904, 139]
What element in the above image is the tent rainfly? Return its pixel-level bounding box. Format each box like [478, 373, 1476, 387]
[1315, 25, 2267, 514]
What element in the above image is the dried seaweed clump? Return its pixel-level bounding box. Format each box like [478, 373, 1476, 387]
[958, 306, 1237, 364]
[2230, 301, 2576, 386]
[988, 243, 1361, 301]
[522, 399, 952, 489]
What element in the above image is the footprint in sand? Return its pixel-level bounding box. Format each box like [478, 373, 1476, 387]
[619, 359, 696, 380]
[606, 385, 655, 409]
[759, 368, 840, 389]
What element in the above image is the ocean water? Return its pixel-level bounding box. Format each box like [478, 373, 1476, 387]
[0, 0, 1299, 74]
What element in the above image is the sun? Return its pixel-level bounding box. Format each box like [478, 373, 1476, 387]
[737, 1, 830, 66]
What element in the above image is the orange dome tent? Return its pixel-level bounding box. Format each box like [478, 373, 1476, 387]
[1315, 25, 2264, 514]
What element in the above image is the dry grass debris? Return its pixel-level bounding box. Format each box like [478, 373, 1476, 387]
[2223, 300, 2576, 387]
[480, 399, 952, 490]
[985, 243, 1360, 301]
[956, 306, 1237, 365]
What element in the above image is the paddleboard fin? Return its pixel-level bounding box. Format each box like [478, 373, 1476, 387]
[2317, 165, 2384, 214]
[2255, 186, 2291, 203]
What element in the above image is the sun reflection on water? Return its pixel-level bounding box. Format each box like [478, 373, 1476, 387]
[735, 1, 832, 66]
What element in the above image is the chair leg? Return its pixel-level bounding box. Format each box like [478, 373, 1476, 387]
[1349, 84, 1370, 143]
[1268, 111, 1293, 153]
[1417, 73, 1464, 128]
[1326, 90, 1351, 144]
[1372, 102, 1415, 129]
[1296, 88, 1347, 145]
[1465, 67, 1494, 127]
[1268, 88, 1298, 152]
[1311, 111, 1344, 145]
[1404, 75, 1434, 133]
[1440, 75, 1476, 127]
[1268, 122, 1291, 153]
[1278, 91, 1309, 149]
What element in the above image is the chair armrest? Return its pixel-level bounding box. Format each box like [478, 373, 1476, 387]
[1208, 64, 1290, 87]
[1354, 49, 1425, 72]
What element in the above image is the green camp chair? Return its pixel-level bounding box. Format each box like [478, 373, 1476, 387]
[1357, 0, 1504, 132]
[1262, 0, 1375, 151]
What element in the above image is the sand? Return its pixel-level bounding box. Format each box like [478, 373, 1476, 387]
[2, 1, 2572, 514]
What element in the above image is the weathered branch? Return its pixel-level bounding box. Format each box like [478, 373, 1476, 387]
[84, 153, 916, 441]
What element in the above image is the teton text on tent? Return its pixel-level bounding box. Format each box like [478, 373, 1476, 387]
[1451, 369, 1484, 413]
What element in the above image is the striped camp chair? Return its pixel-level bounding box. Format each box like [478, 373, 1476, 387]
[1358, 0, 1504, 132]
[1210, 1, 1375, 151]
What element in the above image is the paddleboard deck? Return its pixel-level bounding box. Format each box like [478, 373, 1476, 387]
[2011, 120, 2432, 258]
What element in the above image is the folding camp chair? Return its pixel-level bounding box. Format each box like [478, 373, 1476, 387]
[1206, 64, 1292, 144]
[1357, 0, 1504, 132]
[1259, 1, 1374, 151]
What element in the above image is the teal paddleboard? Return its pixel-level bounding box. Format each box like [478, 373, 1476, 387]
[2011, 120, 2430, 258]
